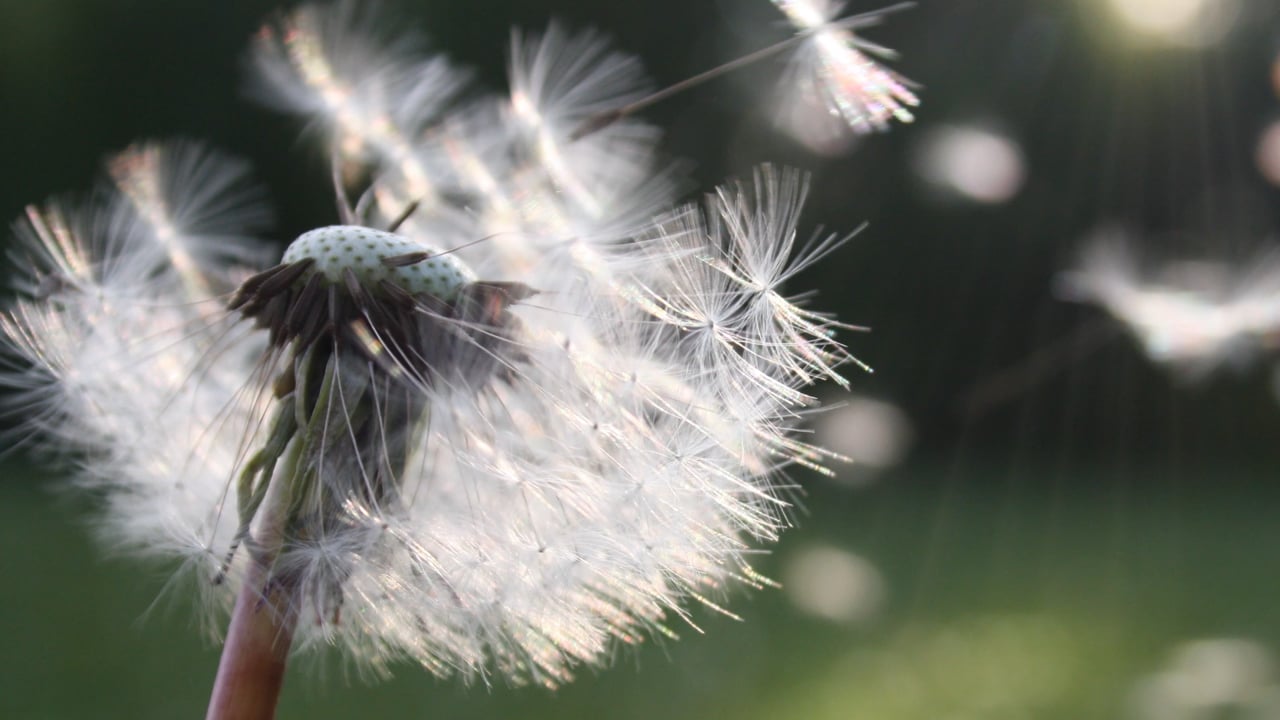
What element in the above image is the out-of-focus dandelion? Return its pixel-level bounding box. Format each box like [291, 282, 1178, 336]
[1, 0, 887, 715]
[770, 0, 920, 141]
[1059, 231, 1280, 377]
[1129, 638, 1280, 719]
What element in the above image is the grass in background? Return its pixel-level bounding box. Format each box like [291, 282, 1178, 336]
[2, 458, 1276, 719]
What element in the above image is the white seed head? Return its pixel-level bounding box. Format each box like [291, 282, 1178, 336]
[281, 225, 476, 299]
[1, 0, 870, 691]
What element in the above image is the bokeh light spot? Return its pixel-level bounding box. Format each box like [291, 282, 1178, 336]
[816, 395, 913, 486]
[783, 545, 885, 624]
[913, 124, 1026, 205]
[1106, 0, 1241, 48]
[1112, 0, 1204, 36]
[1255, 119, 1280, 187]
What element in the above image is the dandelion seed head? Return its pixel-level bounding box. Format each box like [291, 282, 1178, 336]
[3, 1, 871, 690]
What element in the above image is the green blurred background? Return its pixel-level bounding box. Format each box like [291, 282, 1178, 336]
[3, 1, 1280, 718]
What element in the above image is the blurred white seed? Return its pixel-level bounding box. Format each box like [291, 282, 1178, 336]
[815, 394, 912, 486]
[783, 544, 885, 624]
[912, 124, 1026, 204]
[1059, 230, 1280, 378]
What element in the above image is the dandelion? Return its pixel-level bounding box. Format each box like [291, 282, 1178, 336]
[770, 0, 920, 138]
[1059, 231, 1280, 377]
[2, 1, 877, 716]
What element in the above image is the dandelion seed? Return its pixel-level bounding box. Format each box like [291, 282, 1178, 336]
[771, 0, 920, 139]
[1059, 231, 1280, 377]
[250, 0, 471, 221]
[2, 0, 874, 713]
[506, 22, 661, 222]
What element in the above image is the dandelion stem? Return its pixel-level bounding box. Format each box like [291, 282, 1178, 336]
[206, 434, 306, 720]
[204, 558, 300, 720]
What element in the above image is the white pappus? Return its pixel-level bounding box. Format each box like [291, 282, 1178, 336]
[770, 0, 920, 142]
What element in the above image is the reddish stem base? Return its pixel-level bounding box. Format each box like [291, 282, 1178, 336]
[205, 565, 298, 720]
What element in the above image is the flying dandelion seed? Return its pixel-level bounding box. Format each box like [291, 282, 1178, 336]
[1058, 231, 1280, 378]
[1, 0, 875, 709]
[770, 0, 920, 141]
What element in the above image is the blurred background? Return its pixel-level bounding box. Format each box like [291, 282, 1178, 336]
[3, 0, 1280, 718]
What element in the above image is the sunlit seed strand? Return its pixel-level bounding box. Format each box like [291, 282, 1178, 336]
[22, 205, 90, 290]
[506, 23, 658, 223]
[435, 126, 521, 227]
[267, 15, 444, 207]
[818, 36, 918, 128]
[107, 146, 209, 297]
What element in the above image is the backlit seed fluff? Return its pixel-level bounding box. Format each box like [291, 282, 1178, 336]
[771, 0, 920, 140]
[2, 0, 865, 688]
[1059, 231, 1280, 378]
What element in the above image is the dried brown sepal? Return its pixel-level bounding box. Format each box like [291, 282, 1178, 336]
[229, 253, 535, 391]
